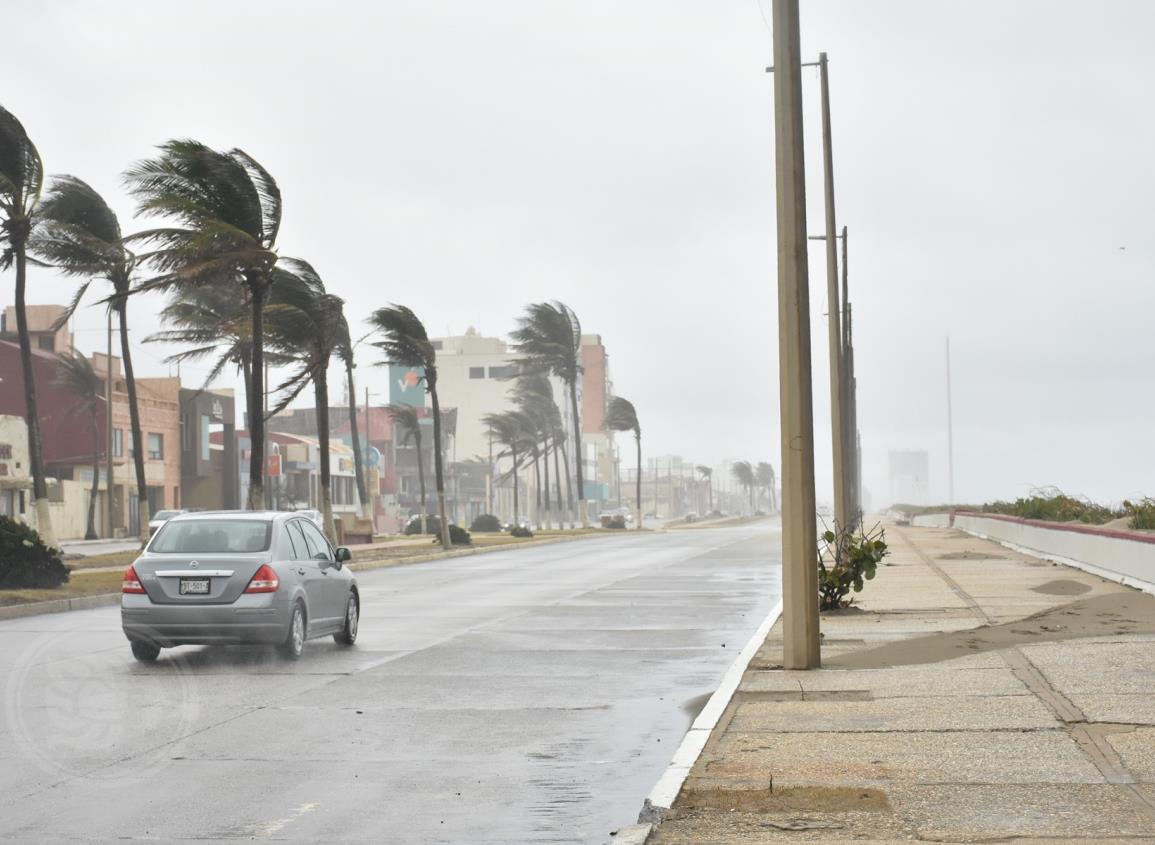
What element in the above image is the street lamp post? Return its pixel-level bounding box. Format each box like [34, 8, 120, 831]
[772, 0, 820, 669]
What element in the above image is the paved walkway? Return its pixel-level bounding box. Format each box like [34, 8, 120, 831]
[650, 521, 1155, 843]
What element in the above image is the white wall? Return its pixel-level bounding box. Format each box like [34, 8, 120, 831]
[913, 512, 1155, 591]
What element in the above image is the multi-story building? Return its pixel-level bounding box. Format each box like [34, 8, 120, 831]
[889, 450, 929, 506]
[1, 305, 73, 355]
[580, 334, 614, 507]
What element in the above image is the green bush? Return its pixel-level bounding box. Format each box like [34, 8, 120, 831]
[600, 514, 626, 529]
[510, 525, 533, 538]
[405, 514, 441, 536]
[0, 517, 69, 589]
[470, 514, 502, 533]
[981, 489, 1120, 524]
[1124, 498, 1155, 530]
[817, 525, 888, 611]
[432, 524, 471, 546]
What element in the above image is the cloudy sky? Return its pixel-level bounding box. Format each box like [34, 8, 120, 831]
[5, 1, 1152, 508]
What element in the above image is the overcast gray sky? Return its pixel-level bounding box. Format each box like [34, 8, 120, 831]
[5, 1, 1153, 508]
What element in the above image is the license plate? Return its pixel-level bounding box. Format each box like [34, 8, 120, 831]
[180, 578, 210, 595]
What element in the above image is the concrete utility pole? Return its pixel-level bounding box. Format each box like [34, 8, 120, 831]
[817, 52, 848, 538]
[841, 226, 858, 527]
[946, 337, 955, 506]
[772, 0, 821, 669]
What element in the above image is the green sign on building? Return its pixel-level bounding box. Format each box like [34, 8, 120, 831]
[389, 365, 426, 405]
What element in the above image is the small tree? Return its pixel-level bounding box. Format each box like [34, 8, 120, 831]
[387, 403, 427, 534]
[604, 396, 642, 530]
[55, 353, 104, 539]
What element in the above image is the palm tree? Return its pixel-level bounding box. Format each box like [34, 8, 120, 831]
[147, 281, 258, 390]
[605, 396, 641, 529]
[336, 320, 371, 522]
[510, 301, 587, 526]
[32, 175, 156, 541]
[264, 260, 343, 543]
[124, 140, 281, 510]
[756, 461, 777, 514]
[386, 403, 426, 534]
[368, 305, 451, 549]
[483, 411, 531, 527]
[731, 461, 755, 514]
[511, 375, 561, 529]
[0, 105, 56, 546]
[696, 465, 713, 514]
[54, 353, 104, 540]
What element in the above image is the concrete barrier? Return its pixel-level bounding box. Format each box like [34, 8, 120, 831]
[912, 511, 1155, 593]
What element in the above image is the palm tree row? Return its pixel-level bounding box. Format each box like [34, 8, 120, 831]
[730, 460, 779, 515]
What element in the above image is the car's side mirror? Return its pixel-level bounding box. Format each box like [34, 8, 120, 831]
[335, 547, 351, 563]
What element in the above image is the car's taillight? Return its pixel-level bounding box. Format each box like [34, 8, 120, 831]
[244, 564, 280, 593]
[122, 565, 145, 594]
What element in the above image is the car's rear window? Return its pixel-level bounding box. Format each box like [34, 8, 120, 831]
[152, 510, 180, 521]
[150, 520, 272, 553]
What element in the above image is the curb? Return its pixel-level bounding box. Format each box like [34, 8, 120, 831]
[636, 597, 784, 827]
[611, 824, 653, 844]
[0, 592, 121, 621]
[0, 532, 617, 622]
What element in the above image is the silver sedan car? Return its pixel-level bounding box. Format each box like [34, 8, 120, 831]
[121, 511, 359, 662]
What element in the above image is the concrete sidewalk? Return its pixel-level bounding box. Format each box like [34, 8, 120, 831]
[649, 522, 1155, 843]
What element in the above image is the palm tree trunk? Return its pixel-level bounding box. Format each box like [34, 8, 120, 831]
[542, 437, 552, 529]
[117, 299, 151, 543]
[532, 446, 542, 530]
[13, 240, 56, 547]
[567, 379, 587, 527]
[314, 373, 336, 544]
[552, 438, 563, 530]
[415, 428, 427, 535]
[511, 447, 519, 526]
[428, 374, 451, 550]
[560, 441, 574, 529]
[635, 431, 642, 530]
[246, 279, 267, 510]
[345, 361, 370, 521]
[86, 415, 100, 540]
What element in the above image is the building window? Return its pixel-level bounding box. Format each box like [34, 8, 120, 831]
[431, 340, 443, 350]
[469, 367, 485, 379]
[37, 336, 54, 351]
[148, 433, 164, 460]
[488, 365, 517, 380]
[113, 429, 123, 458]
[200, 415, 210, 461]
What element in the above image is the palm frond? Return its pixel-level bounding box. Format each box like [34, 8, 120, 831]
[367, 304, 435, 369]
[605, 395, 640, 436]
[0, 104, 43, 219]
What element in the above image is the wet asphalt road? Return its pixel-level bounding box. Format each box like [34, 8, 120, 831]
[0, 523, 780, 844]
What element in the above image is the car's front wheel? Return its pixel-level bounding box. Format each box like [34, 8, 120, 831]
[333, 593, 359, 646]
[130, 641, 160, 662]
[278, 602, 306, 660]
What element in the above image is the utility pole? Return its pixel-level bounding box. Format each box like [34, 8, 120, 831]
[946, 337, 955, 506]
[817, 52, 848, 538]
[771, 0, 820, 668]
[105, 308, 114, 539]
[842, 226, 858, 527]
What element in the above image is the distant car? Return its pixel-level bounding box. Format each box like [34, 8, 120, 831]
[121, 511, 359, 662]
[147, 509, 186, 536]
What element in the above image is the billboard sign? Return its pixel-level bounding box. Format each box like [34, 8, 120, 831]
[389, 365, 426, 405]
[266, 454, 281, 478]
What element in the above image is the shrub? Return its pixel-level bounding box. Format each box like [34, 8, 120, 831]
[817, 524, 888, 611]
[981, 488, 1120, 525]
[470, 513, 502, 533]
[0, 517, 69, 589]
[510, 525, 533, 538]
[404, 514, 440, 536]
[1124, 498, 1155, 530]
[601, 514, 626, 529]
[432, 524, 471, 546]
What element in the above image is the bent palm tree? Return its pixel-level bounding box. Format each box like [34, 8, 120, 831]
[696, 465, 713, 514]
[510, 301, 587, 525]
[0, 105, 55, 545]
[32, 175, 156, 540]
[369, 306, 451, 549]
[511, 375, 561, 529]
[731, 461, 755, 514]
[386, 403, 426, 534]
[265, 260, 342, 543]
[55, 353, 104, 540]
[336, 319, 371, 521]
[483, 411, 531, 527]
[147, 282, 257, 391]
[756, 461, 777, 514]
[605, 397, 642, 529]
[125, 140, 281, 509]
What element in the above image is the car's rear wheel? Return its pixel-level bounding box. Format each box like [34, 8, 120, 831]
[334, 593, 359, 646]
[278, 602, 306, 660]
[130, 641, 161, 662]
